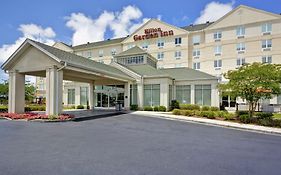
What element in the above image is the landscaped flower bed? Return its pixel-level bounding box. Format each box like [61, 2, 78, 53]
[0, 112, 74, 122]
[171, 104, 281, 128]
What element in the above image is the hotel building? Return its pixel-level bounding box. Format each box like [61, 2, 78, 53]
[3, 5, 281, 115]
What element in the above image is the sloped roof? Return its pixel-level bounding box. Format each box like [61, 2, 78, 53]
[32, 40, 133, 79]
[161, 67, 217, 80]
[115, 46, 147, 57]
[181, 22, 214, 32]
[126, 64, 217, 80]
[73, 37, 126, 50]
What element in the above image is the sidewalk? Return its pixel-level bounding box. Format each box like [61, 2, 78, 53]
[132, 111, 281, 136]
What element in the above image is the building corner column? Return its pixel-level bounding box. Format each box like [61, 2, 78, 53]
[46, 66, 63, 115]
[124, 82, 131, 110]
[137, 82, 143, 109]
[8, 70, 25, 113]
[88, 81, 95, 110]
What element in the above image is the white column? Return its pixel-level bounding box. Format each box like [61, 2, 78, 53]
[8, 71, 25, 113]
[124, 82, 131, 110]
[137, 83, 143, 109]
[46, 66, 63, 115]
[160, 83, 169, 109]
[191, 84, 195, 104]
[88, 81, 95, 110]
[211, 83, 220, 107]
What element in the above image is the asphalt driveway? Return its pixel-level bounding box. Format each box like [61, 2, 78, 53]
[0, 114, 281, 175]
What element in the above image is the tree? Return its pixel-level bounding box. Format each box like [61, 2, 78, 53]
[219, 63, 281, 117]
[25, 83, 36, 103]
[0, 82, 36, 104]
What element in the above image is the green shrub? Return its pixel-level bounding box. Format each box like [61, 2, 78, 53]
[25, 105, 46, 112]
[153, 106, 159, 111]
[143, 106, 153, 111]
[172, 109, 181, 115]
[236, 111, 249, 117]
[272, 119, 281, 128]
[257, 118, 273, 127]
[199, 111, 215, 119]
[210, 106, 220, 111]
[194, 110, 201, 116]
[0, 106, 8, 112]
[170, 100, 179, 111]
[239, 114, 251, 123]
[130, 104, 138, 111]
[181, 110, 194, 116]
[255, 112, 273, 120]
[215, 111, 227, 118]
[48, 115, 58, 120]
[158, 106, 167, 112]
[201, 106, 210, 111]
[76, 105, 84, 109]
[224, 113, 235, 120]
[180, 104, 200, 111]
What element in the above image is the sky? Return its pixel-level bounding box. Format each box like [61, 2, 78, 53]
[0, 0, 280, 81]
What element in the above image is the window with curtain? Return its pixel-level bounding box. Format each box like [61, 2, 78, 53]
[80, 87, 88, 105]
[144, 84, 160, 106]
[130, 84, 138, 105]
[195, 85, 211, 106]
[176, 85, 191, 104]
[67, 89, 75, 105]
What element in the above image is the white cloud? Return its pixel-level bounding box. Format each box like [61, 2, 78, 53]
[110, 5, 143, 38]
[66, 5, 154, 45]
[0, 24, 56, 81]
[194, 1, 235, 24]
[66, 12, 115, 46]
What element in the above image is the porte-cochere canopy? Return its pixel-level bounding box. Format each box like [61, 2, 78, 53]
[1, 39, 134, 115]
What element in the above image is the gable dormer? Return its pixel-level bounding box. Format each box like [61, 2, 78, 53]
[122, 19, 188, 44]
[207, 5, 281, 30]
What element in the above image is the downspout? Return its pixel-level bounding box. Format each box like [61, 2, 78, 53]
[56, 61, 67, 114]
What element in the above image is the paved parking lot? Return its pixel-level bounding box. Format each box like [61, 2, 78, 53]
[0, 114, 281, 175]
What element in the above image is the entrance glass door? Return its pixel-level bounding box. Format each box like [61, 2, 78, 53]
[94, 85, 125, 108]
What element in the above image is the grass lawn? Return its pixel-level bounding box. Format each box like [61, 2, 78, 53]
[273, 113, 281, 120]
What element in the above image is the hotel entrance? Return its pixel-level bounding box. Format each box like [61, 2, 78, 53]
[95, 85, 125, 108]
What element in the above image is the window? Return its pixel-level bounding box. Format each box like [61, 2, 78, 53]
[176, 85, 191, 104]
[142, 42, 148, 49]
[111, 48, 116, 55]
[195, 85, 211, 106]
[193, 49, 200, 57]
[214, 59, 222, 68]
[175, 51, 181, 59]
[262, 23, 272, 34]
[237, 43, 245, 52]
[144, 84, 160, 106]
[80, 87, 88, 105]
[127, 44, 135, 50]
[175, 37, 182, 45]
[236, 26, 245, 37]
[98, 50, 103, 57]
[130, 84, 138, 105]
[214, 45, 222, 55]
[157, 52, 164, 60]
[86, 51, 92, 58]
[192, 35, 200, 45]
[237, 58, 246, 66]
[262, 56, 272, 64]
[193, 62, 200, 70]
[157, 39, 164, 48]
[262, 40, 272, 50]
[67, 89, 75, 105]
[214, 31, 222, 40]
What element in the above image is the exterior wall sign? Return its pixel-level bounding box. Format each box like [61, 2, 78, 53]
[133, 28, 174, 41]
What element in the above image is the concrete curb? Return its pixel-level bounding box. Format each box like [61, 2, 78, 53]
[132, 111, 281, 136]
